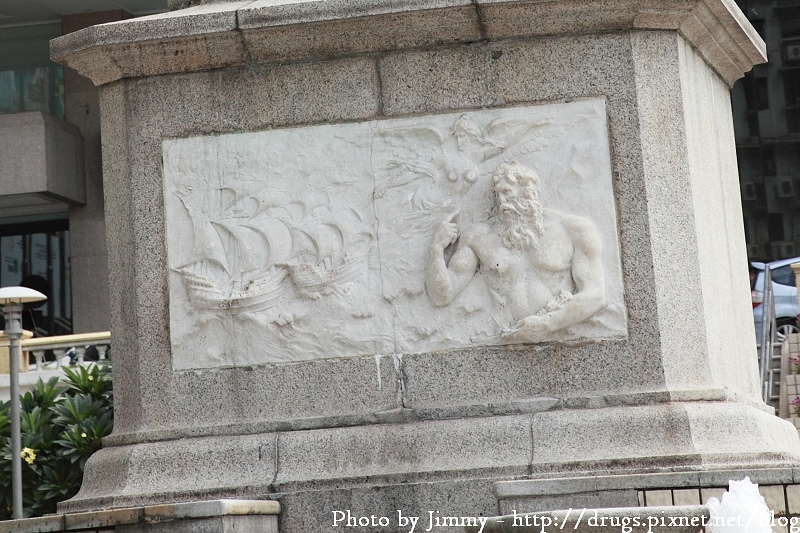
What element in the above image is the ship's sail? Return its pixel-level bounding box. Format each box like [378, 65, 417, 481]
[178, 201, 229, 273]
[175, 178, 372, 308]
[286, 215, 370, 298]
[176, 191, 292, 312]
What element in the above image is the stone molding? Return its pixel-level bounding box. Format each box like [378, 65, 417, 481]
[97, 387, 773, 448]
[491, 470, 800, 531]
[495, 469, 799, 501]
[51, 0, 765, 88]
[0, 500, 279, 533]
[58, 403, 800, 514]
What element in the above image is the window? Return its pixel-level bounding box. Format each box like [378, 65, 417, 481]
[763, 145, 776, 176]
[0, 67, 64, 117]
[772, 265, 797, 287]
[0, 220, 71, 336]
[0, 23, 64, 119]
[769, 213, 786, 242]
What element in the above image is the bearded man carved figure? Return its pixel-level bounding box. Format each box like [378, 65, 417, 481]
[425, 161, 607, 344]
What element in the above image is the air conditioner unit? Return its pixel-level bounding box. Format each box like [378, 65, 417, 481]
[787, 44, 800, 61]
[742, 181, 757, 201]
[777, 176, 796, 199]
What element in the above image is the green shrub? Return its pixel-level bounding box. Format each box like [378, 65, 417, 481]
[0, 363, 113, 519]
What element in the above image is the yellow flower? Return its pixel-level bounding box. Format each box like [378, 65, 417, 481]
[81, 432, 87, 438]
[87, 375, 94, 381]
[21, 447, 36, 464]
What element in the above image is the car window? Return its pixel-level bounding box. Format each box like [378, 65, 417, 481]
[772, 265, 797, 287]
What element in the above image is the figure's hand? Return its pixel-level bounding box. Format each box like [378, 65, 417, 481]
[501, 315, 553, 344]
[432, 212, 459, 251]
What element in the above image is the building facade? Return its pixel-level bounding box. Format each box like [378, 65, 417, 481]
[0, 2, 165, 336]
[734, 0, 800, 261]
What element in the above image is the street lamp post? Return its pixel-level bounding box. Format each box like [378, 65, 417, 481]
[0, 287, 47, 520]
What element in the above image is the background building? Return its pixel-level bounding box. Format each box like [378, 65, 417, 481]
[0, 1, 165, 336]
[734, 0, 800, 262]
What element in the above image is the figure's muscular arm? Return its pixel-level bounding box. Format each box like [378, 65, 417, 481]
[426, 213, 479, 307]
[503, 216, 606, 343]
[548, 216, 606, 327]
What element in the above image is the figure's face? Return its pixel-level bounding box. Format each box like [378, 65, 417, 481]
[493, 165, 543, 250]
[495, 180, 522, 220]
[456, 131, 469, 151]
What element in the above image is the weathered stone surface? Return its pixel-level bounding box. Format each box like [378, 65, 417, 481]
[758, 485, 787, 514]
[1, 501, 279, 533]
[64, 508, 142, 530]
[143, 500, 280, 521]
[48, 0, 797, 527]
[0, 516, 64, 533]
[117, 516, 278, 533]
[52, 0, 764, 88]
[496, 469, 800, 518]
[672, 489, 701, 505]
[275, 479, 496, 533]
[64, 405, 800, 515]
[60, 435, 278, 513]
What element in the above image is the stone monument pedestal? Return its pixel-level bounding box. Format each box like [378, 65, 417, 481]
[50, 1, 800, 531]
[0, 500, 279, 533]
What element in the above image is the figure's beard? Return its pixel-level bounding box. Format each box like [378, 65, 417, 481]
[498, 200, 544, 251]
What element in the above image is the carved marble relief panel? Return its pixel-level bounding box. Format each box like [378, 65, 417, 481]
[163, 98, 626, 369]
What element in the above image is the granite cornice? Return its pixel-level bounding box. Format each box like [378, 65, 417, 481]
[51, 2, 249, 86]
[477, 0, 765, 86]
[51, 3, 244, 56]
[635, 0, 767, 86]
[51, 0, 766, 87]
[53, 31, 246, 86]
[239, 0, 475, 27]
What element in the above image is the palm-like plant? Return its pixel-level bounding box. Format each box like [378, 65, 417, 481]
[0, 364, 113, 519]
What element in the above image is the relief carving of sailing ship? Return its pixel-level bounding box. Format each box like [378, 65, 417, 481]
[172, 179, 371, 311]
[286, 222, 370, 299]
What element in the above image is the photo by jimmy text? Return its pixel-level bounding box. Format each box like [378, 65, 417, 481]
[331, 510, 490, 533]
[331, 508, 800, 533]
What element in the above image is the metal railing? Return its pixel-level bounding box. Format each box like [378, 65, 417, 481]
[20, 331, 111, 370]
[759, 266, 778, 405]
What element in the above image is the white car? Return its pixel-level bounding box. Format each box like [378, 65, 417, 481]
[752, 256, 800, 344]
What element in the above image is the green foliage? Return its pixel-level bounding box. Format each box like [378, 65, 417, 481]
[20, 377, 67, 413]
[0, 364, 113, 520]
[61, 365, 112, 402]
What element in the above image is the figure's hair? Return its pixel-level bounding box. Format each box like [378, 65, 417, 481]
[492, 162, 544, 249]
[492, 161, 540, 196]
[453, 115, 482, 140]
